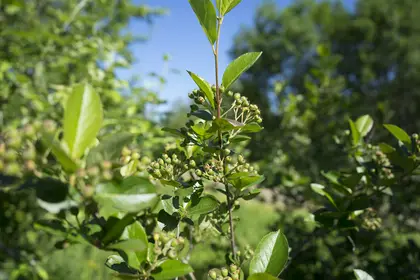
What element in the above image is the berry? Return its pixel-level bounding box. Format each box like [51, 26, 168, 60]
[234, 93, 241, 100]
[153, 233, 160, 241]
[209, 270, 217, 280]
[4, 150, 17, 162]
[189, 159, 196, 168]
[121, 147, 131, 156]
[221, 268, 229, 277]
[22, 148, 36, 160]
[5, 163, 19, 176]
[167, 249, 177, 259]
[101, 160, 112, 170]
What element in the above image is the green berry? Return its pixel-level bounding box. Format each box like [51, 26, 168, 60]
[168, 249, 177, 259]
[189, 159, 196, 168]
[229, 264, 237, 273]
[223, 148, 231, 156]
[153, 233, 160, 241]
[195, 169, 202, 176]
[171, 239, 178, 247]
[103, 171, 113, 180]
[121, 146, 131, 156]
[227, 91, 233, 97]
[4, 150, 17, 162]
[153, 247, 162, 255]
[22, 148, 36, 160]
[5, 163, 19, 176]
[221, 268, 229, 277]
[209, 270, 217, 280]
[234, 93, 241, 100]
[70, 207, 79, 216]
[132, 152, 140, 160]
[87, 166, 100, 176]
[177, 237, 185, 244]
[238, 155, 245, 164]
[101, 160, 112, 170]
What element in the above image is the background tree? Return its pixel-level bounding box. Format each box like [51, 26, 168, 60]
[0, 1, 167, 279]
[231, 0, 420, 279]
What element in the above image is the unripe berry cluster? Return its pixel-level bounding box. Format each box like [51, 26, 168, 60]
[120, 146, 151, 177]
[0, 122, 47, 177]
[148, 153, 192, 180]
[73, 160, 113, 197]
[368, 145, 394, 180]
[188, 89, 208, 106]
[208, 264, 240, 280]
[361, 207, 382, 231]
[152, 231, 186, 260]
[229, 92, 262, 124]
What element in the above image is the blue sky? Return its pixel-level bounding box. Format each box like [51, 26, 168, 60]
[119, 0, 353, 111]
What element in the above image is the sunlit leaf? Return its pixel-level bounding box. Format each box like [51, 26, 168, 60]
[222, 52, 262, 89]
[188, 0, 217, 45]
[187, 71, 215, 108]
[63, 83, 103, 159]
[249, 230, 289, 276]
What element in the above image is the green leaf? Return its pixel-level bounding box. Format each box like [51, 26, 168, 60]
[378, 143, 395, 154]
[120, 160, 138, 177]
[107, 239, 147, 252]
[95, 177, 158, 214]
[247, 273, 278, 280]
[125, 221, 148, 263]
[63, 83, 103, 159]
[217, 0, 242, 15]
[242, 189, 261, 200]
[86, 133, 133, 166]
[354, 269, 374, 280]
[383, 124, 411, 148]
[222, 52, 262, 89]
[162, 127, 185, 138]
[249, 230, 289, 277]
[34, 219, 67, 237]
[355, 115, 374, 137]
[231, 135, 251, 143]
[105, 255, 138, 275]
[187, 195, 219, 216]
[41, 132, 78, 172]
[347, 195, 371, 211]
[151, 260, 193, 280]
[28, 177, 69, 204]
[230, 175, 265, 191]
[102, 214, 136, 245]
[310, 183, 338, 209]
[191, 109, 213, 121]
[158, 210, 180, 231]
[242, 123, 263, 133]
[187, 71, 215, 108]
[348, 119, 360, 146]
[187, 0, 217, 45]
[211, 118, 244, 132]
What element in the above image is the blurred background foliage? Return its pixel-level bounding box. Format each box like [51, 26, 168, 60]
[0, 0, 419, 279]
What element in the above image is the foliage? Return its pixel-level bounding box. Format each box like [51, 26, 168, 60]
[0, 0, 167, 279]
[231, 0, 420, 279]
[1, 0, 419, 279]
